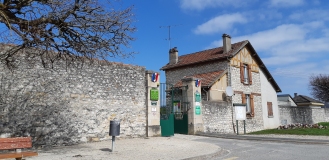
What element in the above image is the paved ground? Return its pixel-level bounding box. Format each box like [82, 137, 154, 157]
[26, 134, 222, 160]
[25, 133, 329, 160]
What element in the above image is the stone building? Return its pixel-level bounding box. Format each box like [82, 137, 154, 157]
[161, 34, 282, 134]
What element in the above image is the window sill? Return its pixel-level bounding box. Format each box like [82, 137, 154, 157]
[242, 82, 251, 86]
[268, 116, 274, 118]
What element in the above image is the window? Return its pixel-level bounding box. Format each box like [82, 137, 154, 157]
[242, 93, 254, 117]
[267, 102, 273, 117]
[244, 64, 248, 83]
[240, 62, 252, 85]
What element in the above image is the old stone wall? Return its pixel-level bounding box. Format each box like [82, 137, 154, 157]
[279, 106, 329, 125]
[0, 53, 146, 147]
[202, 101, 234, 133]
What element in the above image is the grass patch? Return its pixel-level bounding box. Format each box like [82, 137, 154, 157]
[249, 122, 329, 136]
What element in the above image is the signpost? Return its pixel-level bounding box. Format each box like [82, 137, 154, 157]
[233, 103, 246, 135]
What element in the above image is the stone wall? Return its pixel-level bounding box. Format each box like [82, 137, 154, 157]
[202, 101, 234, 133]
[0, 53, 146, 147]
[279, 106, 329, 125]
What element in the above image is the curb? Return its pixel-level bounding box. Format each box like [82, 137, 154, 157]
[196, 133, 329, 145]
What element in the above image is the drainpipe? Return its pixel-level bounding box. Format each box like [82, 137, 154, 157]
[227, 56, 236, 133]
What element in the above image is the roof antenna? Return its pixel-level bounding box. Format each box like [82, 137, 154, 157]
[160, 24, 181, 50]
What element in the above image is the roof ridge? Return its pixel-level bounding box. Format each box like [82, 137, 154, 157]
[179, 40, 248, 57]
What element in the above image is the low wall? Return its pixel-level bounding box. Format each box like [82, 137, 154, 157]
[202, 101, 234, 134]
[0, 54, 146, 147]
[279, 106, 329, 125]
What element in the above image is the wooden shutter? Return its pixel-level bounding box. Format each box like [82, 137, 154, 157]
[250, 94, 254, 117]
[248, 64, 252, 85]
[240, 62, 244, 83]
[242, 94, 246, 104]
[267, 102, 273, 117]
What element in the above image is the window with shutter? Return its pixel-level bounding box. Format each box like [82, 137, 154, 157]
[267, 102, 273, 117]
[240, 63, 251, 85]
[242, 93, 254, 117]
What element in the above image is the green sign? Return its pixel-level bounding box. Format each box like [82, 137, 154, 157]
[150, 88, 159, 101]
[195, 106, 201, 115]
[195, 91, 201, 102]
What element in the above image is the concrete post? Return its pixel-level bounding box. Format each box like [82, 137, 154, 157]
[145, 70, 161, 137]
[181, 77, 204, 134]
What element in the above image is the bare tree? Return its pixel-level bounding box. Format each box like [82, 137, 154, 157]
[309, 74, 329, 102]
[0, 0, 136, 68]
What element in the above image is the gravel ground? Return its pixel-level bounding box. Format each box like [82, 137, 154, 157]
[26, 135, 222, 160]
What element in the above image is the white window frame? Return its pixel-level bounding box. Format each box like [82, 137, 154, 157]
[245, 94, 251, 113]
[244, 64, 249, 84]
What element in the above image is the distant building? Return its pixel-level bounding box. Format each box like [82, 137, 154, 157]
[293, 93, 324, 108]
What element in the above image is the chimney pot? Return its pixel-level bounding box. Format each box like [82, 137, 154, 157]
[294, 93, 298, 98]
[169, 47, 178, 64]
[222, 34, 231, 53]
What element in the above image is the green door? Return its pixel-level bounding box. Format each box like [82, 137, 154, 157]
[172, 87, 189, 134]
[160, 83, 174, 136]
[160, 83, 189, 136]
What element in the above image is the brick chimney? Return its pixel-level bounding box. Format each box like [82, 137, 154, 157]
[222, 34, 231, 53]
[169, 47, 178, 64]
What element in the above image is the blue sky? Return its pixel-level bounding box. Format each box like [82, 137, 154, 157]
[1, 0, 328, 98]
[115, 0, 329, 98]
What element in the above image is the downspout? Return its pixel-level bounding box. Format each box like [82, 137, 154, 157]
[227, 56, 236, 133]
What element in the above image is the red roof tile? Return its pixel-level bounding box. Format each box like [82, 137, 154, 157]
[161, 40, 248, 70]
[174, 70, 226, 88]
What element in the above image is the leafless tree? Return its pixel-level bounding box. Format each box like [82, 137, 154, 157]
[0, 0, 136, 68]
[309, 74, 329, 102]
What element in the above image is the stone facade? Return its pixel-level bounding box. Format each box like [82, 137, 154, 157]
[231, 66, 264, 133]
[0, 53, 147, 147]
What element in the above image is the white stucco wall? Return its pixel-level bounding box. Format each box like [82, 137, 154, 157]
[278, 96, 297, 106]
[260, 69, 280, 129]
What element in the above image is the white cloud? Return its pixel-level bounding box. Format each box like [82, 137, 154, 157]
[179, 0, 251, 10]
[289, 10, 329, 21]
[209, 24, 306, 50]
[270, 0, 304, 7]
[208, 21, 329, 67]
[193, 13, 247, 35]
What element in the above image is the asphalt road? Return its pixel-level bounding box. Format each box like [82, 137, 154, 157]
[195, 137, 329, 160]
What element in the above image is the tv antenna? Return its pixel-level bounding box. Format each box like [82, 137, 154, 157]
[160, 24, 181, 49]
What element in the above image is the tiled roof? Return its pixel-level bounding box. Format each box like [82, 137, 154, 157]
[293, 95, 323, 104]
[161, 40, 248, 70]
[174, 70, 226, 88]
